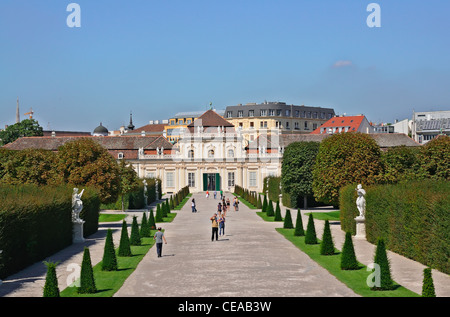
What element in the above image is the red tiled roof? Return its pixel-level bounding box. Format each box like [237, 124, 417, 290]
[187, 110, 234, 128]
[131, 123, 166, 133]
[311, 115, 365, 134]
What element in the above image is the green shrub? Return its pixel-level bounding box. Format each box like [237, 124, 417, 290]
[294, 210, 305, 236]
[148, 210, 156, 230]
[155, 204, 163, 222]
[140, 212, 151, 238]
[262, 195, 268, 212]
[101, 229, 117, 271]
[371, 238, 394, 291]
[320, 220, 335, 255]
[78, 247, 97, 294]
[130, 216, 141, 246]
[118, 220, 132, 257]
[305, 214, 318, 244]
[340, 232, 359, 270]
[283, 209, 293, 229]
[267, 200, 274, 217]
[274, 201, 283, 221]
[43, 261, 60, 297]
[421, 268, 436, 297]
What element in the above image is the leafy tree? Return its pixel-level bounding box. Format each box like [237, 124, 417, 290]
[294, 210, 305, 236]
[56, 138, 121, 204]
[340, 232, 359, 270]
[281, 141, 320, 208]
[422, 267, 436, 297]
[320, 220, 335, 255]
[305, 213, 318, 244]
[312, 133, 383, 207]
[416, 135, 449, 180]
[118, 220, 132, 257]
[43, 261, 60, 297]
[101, 229, 118, 271]
[0, 119, 43, 146]
[130, 216, 141, 246]
[78, 247, 97, 294]
[283, 209, 293, 229]
[378, 146, 420, 183]
[118, 159, 139, 211]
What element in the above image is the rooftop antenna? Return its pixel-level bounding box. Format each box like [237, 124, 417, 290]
[16, 97, 20, 123]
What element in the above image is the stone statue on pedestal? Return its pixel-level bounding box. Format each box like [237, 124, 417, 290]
[355, 184, 366, 220]
[72, 188, 85, 224]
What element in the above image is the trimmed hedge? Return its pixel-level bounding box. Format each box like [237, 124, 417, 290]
[0, 185, 100, 279]
[340, 180, 450, 274]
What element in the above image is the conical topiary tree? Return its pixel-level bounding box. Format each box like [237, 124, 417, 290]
[140, 212, 151, 237]
[78, 247, 96, 294]
[170, 196, 174, 209]
[101, 229, 118, 271]
[155, 204, 163, 222]
[340, 232, 359, 270]
[130, 216, 141, 246]
[257, 195, 262, 209]
[274, 201, 283, 221]
[304, 213, 318, 244]
[118, 220, 132, 257]
[422, 267, 436, 297]
[294, 210, 305, 236]
[267, 200, 274, 217]
[166, 199, 171, 214]
[283, 209, 293, 229]
[262, 195, 268, 212]
[320, 220, 335, 255]
[43, 261, 60, 297]
[372, 238, 393, 290]
[148, 209, 156, 230]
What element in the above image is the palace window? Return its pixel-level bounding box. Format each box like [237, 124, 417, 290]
[208, 149, 215, 158]
[260, 109, 267, 117]
[238, 110, 243, 118]
[268, 109, 275, 116]
[188, 172, 195, 187]
[166, 172, 174, 188]
[227, 111, 233, 118]
[249, 171, 257, 187]
[228, 149, 235, 158]
[249, 110, 254, 117]
[228, 172, 235, 187]
[188, 149, 194, 158]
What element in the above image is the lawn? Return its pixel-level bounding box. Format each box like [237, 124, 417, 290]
[305, 211, 340, 221]
[98, 213, 126, 223]
[173, 193, 192, 210]
[276, 228, 419, 297]
[60, 234, 157, 297]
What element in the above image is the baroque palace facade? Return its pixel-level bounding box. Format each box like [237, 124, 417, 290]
[4, 109, 420, 195]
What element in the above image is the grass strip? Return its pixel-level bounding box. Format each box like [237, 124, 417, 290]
[276, 228, 419, 297]
[60, 234, 157, 297]
[232, 193, 258, 209]
[305, 211, 340, 221]
[256, 211, 283, 222]
[173, 193, 192, 210]
[98, 214, 126, 223]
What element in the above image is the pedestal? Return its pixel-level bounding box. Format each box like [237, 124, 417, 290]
[354, 216, 366, 240]
[73, 221, 85, 243]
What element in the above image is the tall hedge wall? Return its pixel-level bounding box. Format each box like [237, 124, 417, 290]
[340, 180, 450, 274]
[0, 185, 100, 279]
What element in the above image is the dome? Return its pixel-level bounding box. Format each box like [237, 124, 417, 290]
[93, 123, 108, 136]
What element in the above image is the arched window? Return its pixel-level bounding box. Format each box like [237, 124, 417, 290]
[188, 149, 194, 158]
[228, 149, 234, 158]
[208, 149, 215, 158]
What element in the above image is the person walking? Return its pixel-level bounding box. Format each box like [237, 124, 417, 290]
[206, 191, 209, 199]
[217, 202, 222, 214]
[210, 213, 219, 241]
[234, 197, 239, 211]
[219, 214, 225, 236]
[153, 227, 167, 257]
[191, 198, 197, 213]
[214, 191, 217, 199]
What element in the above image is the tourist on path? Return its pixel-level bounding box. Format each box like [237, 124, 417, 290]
[153, 227, 167, 257]
[219, 214, 225, 236]
[210, 213, 219, 241]
[217, 202, 222, 213]
[214, 191, 217, 199]
[191, 198, 197, 213]
[233, 197, 239, 211]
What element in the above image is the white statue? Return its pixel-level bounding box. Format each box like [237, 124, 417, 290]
[72, 188, 85, 224]
[143, 179, 148, 205]
[355, 184, 366, 219]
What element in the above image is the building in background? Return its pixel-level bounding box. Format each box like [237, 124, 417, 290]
[224, 101, 335, 145]
[311, 115, 374, 135]
[411, 110, 450, 144]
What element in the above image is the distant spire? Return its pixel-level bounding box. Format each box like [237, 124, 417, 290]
[128, 111, 135, 131]
[16, 97, 20, 123]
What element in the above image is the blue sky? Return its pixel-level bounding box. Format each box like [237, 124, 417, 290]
[1, 0, 449, 132]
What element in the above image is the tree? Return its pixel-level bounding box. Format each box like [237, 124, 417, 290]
[305, 213, 318, 244]
[101, 229, 118, 271]
[379, 146, 420, 183]
[312, 133, 383, 207]
[320, 220, 335, 255]
[422, 267, 436, 297]
[281, 141, 320, 208]
[283, 209, 293, 229]
[274, 201, 283, 221]
[148, 209, 156, 230]
[416, 135, 449, 180]
[155, 204, 163, 222]
[43, 261, 60, 297]
[294, 210, 305, 236]
[257, 194, 262, 209]
[56, 138, 121, 204]
[118, 220, 132, 257]
[340, 232, 359, 270]
[267, 200, 274, 217]
[262, 195, 268, 213]
[140, 212, 151, 237]
[118, 159, 139, 211]
[0, 119, 43, 146]
[371, 238, 393, 290]
[78, 247, 97, 294]
[130, 216, 141, 246]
